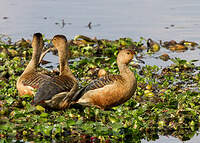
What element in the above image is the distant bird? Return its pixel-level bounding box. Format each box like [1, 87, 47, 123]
[16, 33, 51, 96]
[34, 35, 78, 109]
[147, 38, 160, 53]
[88, 22, 92, 29]
[71, 49, 137, 110]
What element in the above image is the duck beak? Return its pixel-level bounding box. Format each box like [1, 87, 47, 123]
[132, 56, 145, 64]
[49, 40, 53, 48]
[48, 40, 57, 52]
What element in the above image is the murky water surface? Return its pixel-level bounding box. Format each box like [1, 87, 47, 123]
[0, 0, 200, 142]
[142, 134, 200, 143]
[0, 0, 200, 66]
[1, 0, 200, 41]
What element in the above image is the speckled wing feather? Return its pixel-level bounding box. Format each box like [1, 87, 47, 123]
[22, 73, 50, 89]
[72, 75, 123, 102]
[34, 75, 74, 104]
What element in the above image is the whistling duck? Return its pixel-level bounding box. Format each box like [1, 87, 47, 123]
[47, 68, 107, 109]
[71, 49, 137, 110]
[16, 33, 51, 96]
[33, 35, 78, 109]
[147, 38, 160, 53]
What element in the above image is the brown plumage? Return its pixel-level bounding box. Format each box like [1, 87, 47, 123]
[97, 69, 107, 78]
[16, 33, 50, 96]
[71, 49, 137, 110]
[33, 35, 78, 109]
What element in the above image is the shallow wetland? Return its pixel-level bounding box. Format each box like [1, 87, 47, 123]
[0, 0, 200, 142]
[0, 35, 200, 142]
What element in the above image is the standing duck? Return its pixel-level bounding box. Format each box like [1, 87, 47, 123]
[71, 49, 137, 110]
[33, 35, 78, 109]
[16, 33, 50, 96]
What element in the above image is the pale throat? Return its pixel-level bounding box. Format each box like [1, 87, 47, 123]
[118, 63, 134, 79]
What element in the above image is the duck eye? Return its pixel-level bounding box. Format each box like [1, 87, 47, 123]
[127, 52, 130, 55]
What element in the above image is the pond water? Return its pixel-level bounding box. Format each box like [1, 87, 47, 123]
[1, 0, 200, 66]
[142, 134, 200, 143]
[1, 0, 200, 42]
[0, 0, 200, 142]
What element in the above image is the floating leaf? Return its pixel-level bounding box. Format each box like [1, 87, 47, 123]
[35, 105, 45, 112]
[40, 112, 48, 118]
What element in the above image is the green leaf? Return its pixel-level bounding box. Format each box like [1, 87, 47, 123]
[35, 105, 45, 112]
[6, 97, 14, 105]
[40, 112, 48, 118]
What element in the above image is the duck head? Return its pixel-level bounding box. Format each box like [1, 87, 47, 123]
[31, 33, 44, 64]
[117, 49, 135, 65]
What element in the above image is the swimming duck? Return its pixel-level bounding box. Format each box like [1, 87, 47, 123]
[16, 33, 51, 96]
[147, 38, 160, 53]
[33, 35, 78, 109]
[71, 49, 137, 110]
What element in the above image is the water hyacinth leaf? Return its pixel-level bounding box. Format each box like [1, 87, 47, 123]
[110, 122, 123, 132]
[81, 122, 94, 132]
[82, 45, 93, 51]
[35, 105, 45, 112]
[55, 116, 65, 122]
[190, 121, 195, 131]
[109, 116, 118, 123]
[6, 97, 14, 105]
[20, 94, 32, 99]
[0, 139, 7, 143]
[40, 112, 48, 118]
[1, 35, 200, 142]
[42, 125, 53, 136]
[52, 124, 62, 136]
[0, 124, 9, 131]
[66, 119, 76, 127]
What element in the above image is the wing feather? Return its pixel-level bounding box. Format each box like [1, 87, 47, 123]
[34, 75, 75, 104]
[72, 75, 123, 102]
[22, 73, 49, 89]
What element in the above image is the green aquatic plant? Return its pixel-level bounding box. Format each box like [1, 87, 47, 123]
[0, 35, 200, 142]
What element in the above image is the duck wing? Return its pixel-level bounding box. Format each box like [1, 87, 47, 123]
[22, 73, 50, 89]
[72, 75, 123, 102]
[34, 75, 74, 104]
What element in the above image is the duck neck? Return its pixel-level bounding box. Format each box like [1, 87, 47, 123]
[118, 62, 134, 79]
[58, 47, 74, 79]
[23, 47, 41, 74]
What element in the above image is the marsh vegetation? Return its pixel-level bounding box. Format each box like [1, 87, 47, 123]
[0, 35, 200, 142]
